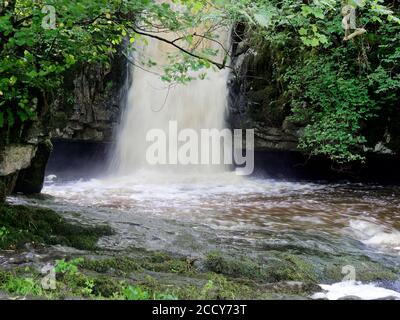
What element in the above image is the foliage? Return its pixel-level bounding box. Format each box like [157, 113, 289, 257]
[287, 57, 377, 162]
[0, 0, 226, 131]
[0, 226, 10, 242]
[227, 0, 400, 162]
[122, 285, 150, 300]
[1, 0, 399, 162]
[2, 275, 43, 296]
[55, 258, 84, 275]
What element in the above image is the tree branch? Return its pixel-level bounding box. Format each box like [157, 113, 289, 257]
[131, 27, 231, 70]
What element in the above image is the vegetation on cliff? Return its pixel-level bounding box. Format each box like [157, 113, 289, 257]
[1, 0, 399, 165]
[235, 0, 400, 163]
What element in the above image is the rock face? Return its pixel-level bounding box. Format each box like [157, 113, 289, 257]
[0, 113, 51, 198]
[228, 24, 301, 151]
[229, 24, 400, 159]
[0, 145, 37, 176]
[14, 140, 53, 194]
[0, 143, 39, 201]
[0, 51, 127, 200]
[50, 51, 128, 142]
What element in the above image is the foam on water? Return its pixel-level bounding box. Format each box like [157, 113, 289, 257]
[313, 281, 400, 300]
[349, 220, 400, 254]
[43, 172, 321, 207]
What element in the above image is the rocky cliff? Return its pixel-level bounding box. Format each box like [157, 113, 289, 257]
[228, 24, 302, 152]
[50, 51, 128, 142]
[229, 24, 400, 158]
[0, 50, 127, 200]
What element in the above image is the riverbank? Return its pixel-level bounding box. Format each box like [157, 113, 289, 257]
[0, 204, 319, 300]
[0, 202, 399, 300]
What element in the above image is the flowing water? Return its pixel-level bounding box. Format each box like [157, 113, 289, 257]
[112, 20, 231, 174]
[9, 174, 399, 299]
[8, 8, 400, 299]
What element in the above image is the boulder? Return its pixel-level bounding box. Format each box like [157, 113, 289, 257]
[0, 144, 37, 176]
[0, 144, 37, 201]
[14, 140, 53, 194]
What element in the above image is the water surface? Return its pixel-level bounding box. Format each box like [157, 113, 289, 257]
[11, 172, 400, 299]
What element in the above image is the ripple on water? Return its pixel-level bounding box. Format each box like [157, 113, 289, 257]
[37, 172, 400, 255]
[7, 172, 400, 300]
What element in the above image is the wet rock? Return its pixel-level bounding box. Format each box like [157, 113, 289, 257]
[204, 251, 317, 283]
[14, 140, 53, 194]
[0, 204, 113, 251]
[50, 51, 127, 143]
[261, 281, 321, 295]
[323, 256, 399, 283]
[0, 173, 18, 202]
[229, 25, 298, 152]
[375, 296, 400, 300]
[0, 144, 38, 200]
[0, 144, 37, 176]
[338, 295, 362, 300]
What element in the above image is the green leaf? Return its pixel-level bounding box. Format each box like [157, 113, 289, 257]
[299, 28, 308, 36]
[9, 76, 17, 86]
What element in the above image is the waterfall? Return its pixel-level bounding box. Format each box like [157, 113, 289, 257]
[111, 22, 232, 176]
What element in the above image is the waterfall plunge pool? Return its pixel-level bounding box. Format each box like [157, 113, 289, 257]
[8, 171, 400, 300]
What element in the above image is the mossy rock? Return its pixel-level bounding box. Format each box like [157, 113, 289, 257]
[323, 257, 399, 282]
[204, 251, 317, 283]
[79, 257, 143, 274]
[92, 277, 122, 297]
[0, 204, 113, 250]
[79, 251, 193, 276]
[263, 253, 317, 283]
[205, 252, 265, 279]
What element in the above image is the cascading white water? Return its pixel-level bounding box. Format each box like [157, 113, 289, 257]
[112, 23, 232, 175]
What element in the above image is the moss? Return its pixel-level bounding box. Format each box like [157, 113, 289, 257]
[264, 253, 317, 283]
[0, 270, 12, 286]
[79, 257, 143, 274]
[92, 277, 122, 297]
[204, 251, 317, 283]
[0, 204, 113, 250]
[0, 251, 319, 300]
[79, 251, 194, 276]
[323, 257, 399, 282]
[205, 251, 398, 285]
[164, 274, 255, 300]
[205, 252, 266, 279]
[123, 272, 267, 300]
[260, 281, 321, 296]
[141, 252, 194, 274]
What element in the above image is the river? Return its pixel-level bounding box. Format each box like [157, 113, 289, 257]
[9, 171, 400, 299]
